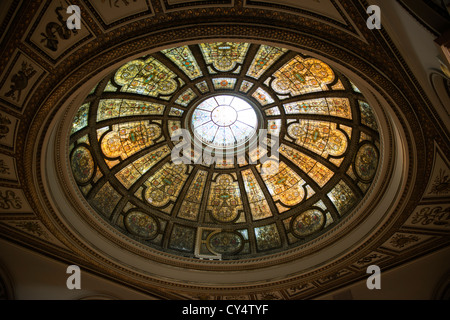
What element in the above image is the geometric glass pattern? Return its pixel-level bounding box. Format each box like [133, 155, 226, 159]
[191, 95, 258, 149]
[162, 45, 202, 80]
[69, 42, 380, 260]
[200, 42, 249, 72]
[272, 56, 334, 96]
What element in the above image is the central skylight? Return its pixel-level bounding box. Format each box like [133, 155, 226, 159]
[191, 95, 258, 149]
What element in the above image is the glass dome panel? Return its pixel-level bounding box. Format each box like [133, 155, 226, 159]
[69, 42, 380, 260]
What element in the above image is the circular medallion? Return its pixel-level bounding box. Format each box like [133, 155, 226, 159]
[124, 211, 159, 239]
[207, 231, 244, 254]
[355, 143, 379, 181]
[291, 209, 325, 238]
[70, 146, 95, 185]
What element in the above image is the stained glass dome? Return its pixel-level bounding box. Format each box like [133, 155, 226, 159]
[69, 42, 380, 260]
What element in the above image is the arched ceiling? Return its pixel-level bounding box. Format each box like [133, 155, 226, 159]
[0, 0, 449, 300]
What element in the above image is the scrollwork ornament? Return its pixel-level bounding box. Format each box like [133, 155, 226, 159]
[411, 206, 450, 227]
[0, 190, 22, 210]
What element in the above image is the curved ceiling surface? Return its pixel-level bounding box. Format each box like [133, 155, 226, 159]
[68, 42, 380, 260]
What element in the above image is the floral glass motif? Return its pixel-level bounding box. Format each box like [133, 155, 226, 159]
[284, 98, 352, 119]
[169, 107, 184, 117]
[115, 145, 171, 189]
[124, 211, 159, 239]
[168, 120, 182, 139]
[241, 169, 273, 220]
[291, 209, 325, 238]
[327, 180, 357, 215]
[254, 224, 281, 251]
[207, 231, 243, 255]
[279, 144, 334, 187]
[161, 45, 202, 80]
[114, 56, 178, 97]
[252, 87, 274, 106]
[178, 169, 208, 221]
[100, 121, 161, 159]
[212, 78, 237, 90]
[355, 143, 379, 181]
[261, 161, 306, 207]
[69, 42, 380, 260]
[207, 174, 243, 223]
[196, 80, 209, 93]
[247, 45, 287, 79]
[200, 42, 249, 72]
[239, 80, 254, 93]
[143, 162, 188, 208]
[265, 106, 280, 116]
[268, 119, 282, 137]
[287, 120, 348, 158]
[272, 56, 335, 96]
[175, 88, 197, 107]
[71, 146, 95, 184]
[97, 99, 165, 121]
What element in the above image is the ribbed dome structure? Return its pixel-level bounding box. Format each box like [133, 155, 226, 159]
[69, 42, 380, 260]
